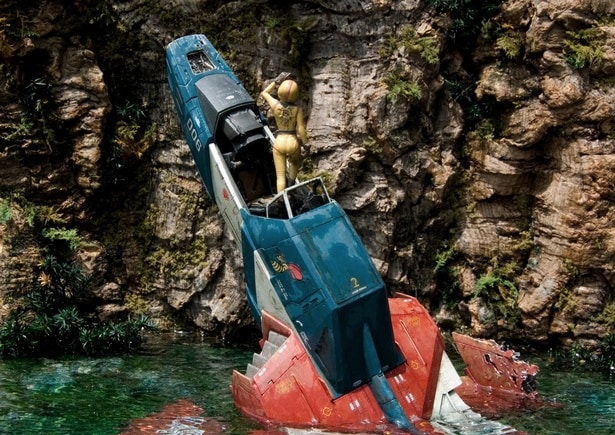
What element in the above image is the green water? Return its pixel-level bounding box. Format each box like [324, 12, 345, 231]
[0, 333, 260, 434]
[0, 333, 613, 434]
[501, 363, 615, 434]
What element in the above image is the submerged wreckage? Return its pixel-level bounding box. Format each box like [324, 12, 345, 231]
[165, 34, 542, 434]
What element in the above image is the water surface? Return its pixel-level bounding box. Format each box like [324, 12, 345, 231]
[0, 333, 612, 434]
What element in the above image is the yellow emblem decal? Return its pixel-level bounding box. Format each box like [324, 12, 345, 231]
[406, 316, 420, 327]
[275, 378, 293, 394]
[271, 254, 289, 273]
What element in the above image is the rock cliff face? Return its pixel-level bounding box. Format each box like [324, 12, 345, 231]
[1, 0, 614, 347]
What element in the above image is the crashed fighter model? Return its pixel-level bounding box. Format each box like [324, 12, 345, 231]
[165, 34, 542, 434]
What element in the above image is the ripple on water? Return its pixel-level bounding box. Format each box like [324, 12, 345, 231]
[501, 365, 615, 435]
[0, 337, 613, 435]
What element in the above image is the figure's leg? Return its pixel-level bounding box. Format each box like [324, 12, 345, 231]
[272, 145, 287, 192]
[287, 142, 302, 184]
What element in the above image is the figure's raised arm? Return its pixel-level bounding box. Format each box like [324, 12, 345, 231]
[261, 81, 278, 109]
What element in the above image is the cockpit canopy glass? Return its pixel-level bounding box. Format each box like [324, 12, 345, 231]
[187, 50, 215, 74]
[266, 178, 330, 219]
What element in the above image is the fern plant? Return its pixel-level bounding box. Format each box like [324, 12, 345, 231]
[427, 0, 505, 51]
[564, 27, 605, 69]
[473, 271, 519, 321]
[384, 70, 422, 103]
[496, 30, 524, 59]
[42, 227, 82, 250]
[0, 198, 12, 224]
[0, 255, 156, 358]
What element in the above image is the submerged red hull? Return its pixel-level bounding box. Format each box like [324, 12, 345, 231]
[231, 294, 541, 434]
[231, 295, 450, 434]
[452, 332, 550, 418]
[119, 400, 226, 434]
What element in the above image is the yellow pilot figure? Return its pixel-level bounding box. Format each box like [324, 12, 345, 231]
[261, 74, 308, 192]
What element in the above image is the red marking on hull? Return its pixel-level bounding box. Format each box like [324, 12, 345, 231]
[288, 263, 303, 281]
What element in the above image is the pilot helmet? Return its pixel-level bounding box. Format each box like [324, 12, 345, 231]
[278, 80, 299, 103]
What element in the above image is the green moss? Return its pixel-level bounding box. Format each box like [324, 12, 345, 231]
[362, 137, 383, 155]
[0, 197, 13, 224]
[36, 205, 68, 225]
[426, 0, 505, 52]
[265, 16, 282, 44]
[595, 301, 615, 332]
[124, 293, 149, 316]
[474, 272, 514, 298]
[416, 37, 440, 65]
[511, 230, 533, 254]
[379, 35, 398, 58]
[41, 227, 82, 251]
[564, 27, 606, 69]
[464, 254, 524, 323]
[145, 236, 209, 281]
[380, 26, 439, 65]
[4, 76, 63, 148]
[434, 241, 457, 273]
[473, 271, 519, 321]
[480, 20, 499, 41]
[113, 120, 157, 159]
[0, 192, 81, 257]
[297, 169, 335, 194]
[399, 26, 440, 64]
[384, 69, 422, 103]
[261, 12, 312, 67]
[555, 286, 576, 315]
[563, 258, 580, 280]
[471, 118, 496, 142]
[496, 30, 524, 59]
[3, 115, 34, 141]
[432, 239, 465, 310]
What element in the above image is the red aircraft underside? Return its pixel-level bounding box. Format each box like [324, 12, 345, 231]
[231, 294, 544, 434]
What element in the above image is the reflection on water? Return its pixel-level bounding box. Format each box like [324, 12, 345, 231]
[0, 333, 613, 434]
[501, 364, 615, 435]
[0, 333, 259, 434]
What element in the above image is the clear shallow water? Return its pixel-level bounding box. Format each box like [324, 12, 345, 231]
[0, 333, 613, 435]
[501, 364, 615, 435]
[0, 333, 260, 434]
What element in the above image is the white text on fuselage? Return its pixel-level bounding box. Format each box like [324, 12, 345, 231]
[186, 117, 203, 152]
